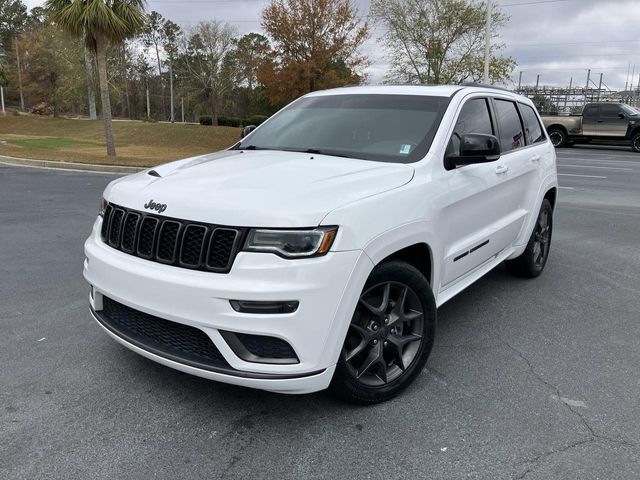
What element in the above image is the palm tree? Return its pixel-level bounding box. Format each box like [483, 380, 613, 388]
[45, 0, 146, 156]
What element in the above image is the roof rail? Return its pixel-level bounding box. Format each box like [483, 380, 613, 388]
[460, 82, 512, 92]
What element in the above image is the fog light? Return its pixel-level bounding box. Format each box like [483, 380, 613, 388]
[229, 300, 299, 314]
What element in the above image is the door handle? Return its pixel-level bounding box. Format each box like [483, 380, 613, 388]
[597, 120, 604, 123]
[531, 154, 541, 163]
[495, 165, 509, 175]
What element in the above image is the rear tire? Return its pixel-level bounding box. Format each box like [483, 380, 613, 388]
[505, 199, 553, 278]
[330, 261, 436, 404]
[548, 129, 567, 148]
[632, 132, 640, 153]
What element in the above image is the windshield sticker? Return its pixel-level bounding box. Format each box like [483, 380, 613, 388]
[399, 144, 412, 155]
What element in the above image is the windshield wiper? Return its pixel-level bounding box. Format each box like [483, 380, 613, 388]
[243, 145, 269, 150]
[285, 148, 361, 159]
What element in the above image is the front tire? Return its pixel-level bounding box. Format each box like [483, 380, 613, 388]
[632, 132, 640, 153]
[330, 261, 436, 404]
[505, 199, 553, 278]
[548, 129, 567, 148]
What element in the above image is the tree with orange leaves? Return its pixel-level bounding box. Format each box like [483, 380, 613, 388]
[259, 0, 369, 107]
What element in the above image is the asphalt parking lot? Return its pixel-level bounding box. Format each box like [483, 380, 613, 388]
[1, 146, 639, 480]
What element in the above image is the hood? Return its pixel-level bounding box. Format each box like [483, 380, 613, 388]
[105, 150, 414, 227]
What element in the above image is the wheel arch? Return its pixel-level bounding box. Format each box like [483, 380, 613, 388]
[377, 243, 432, 286]
[546, 124, 568, 136]
[544, 187, 557, 210]
[362, 221, 441, 289]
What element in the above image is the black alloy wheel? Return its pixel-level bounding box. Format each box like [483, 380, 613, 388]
[331, 261, 436, 404]
[632, 133, 640, 153]
[505, 199, 553, 278]
[532, 206, 552, 269]
[344, 281, 424, 386]
[548, 129, 566, 148]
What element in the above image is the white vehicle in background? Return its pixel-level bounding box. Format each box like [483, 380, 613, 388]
[84, 84, 557, 404]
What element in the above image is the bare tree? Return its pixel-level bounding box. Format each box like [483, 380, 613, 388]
[370, 0, 515, 85]
[180, 21, 237, 125]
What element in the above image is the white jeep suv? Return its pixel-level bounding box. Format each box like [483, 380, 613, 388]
[84, 85, 557, 403]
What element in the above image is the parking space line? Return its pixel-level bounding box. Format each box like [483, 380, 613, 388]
[559, 186, 575, 190]
[557, 164, 634, 171]
[557, 173, 607, 179]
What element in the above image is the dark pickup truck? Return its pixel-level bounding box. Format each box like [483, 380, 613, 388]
[542, 103, 640, 152]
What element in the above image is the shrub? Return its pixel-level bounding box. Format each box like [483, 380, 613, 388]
[199, 115, 213, 126]
[249, 115, 269, 126]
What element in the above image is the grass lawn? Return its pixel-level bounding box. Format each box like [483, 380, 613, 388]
[0, 115, 242, 167]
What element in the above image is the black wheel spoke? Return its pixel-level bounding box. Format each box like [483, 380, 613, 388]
[390, 333, 422, 349]
[345, 337, 368, 362]
[359, 282, 391, 316]
[387, 337, 406, 371]
[401, 309, 423, 323]
[376, 360, 388, 383]
[344, 280, 426, 387]
[356, 342, 382, 379]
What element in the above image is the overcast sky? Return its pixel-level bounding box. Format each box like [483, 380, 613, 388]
[23, 0, 640, 90]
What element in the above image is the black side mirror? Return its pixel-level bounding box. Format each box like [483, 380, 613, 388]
[241, 125, 257, 139]
[618, 112, 626, 119]
[445, 133, 501, 170]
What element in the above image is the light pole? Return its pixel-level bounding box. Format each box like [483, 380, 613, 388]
[483, 0, 492, 84]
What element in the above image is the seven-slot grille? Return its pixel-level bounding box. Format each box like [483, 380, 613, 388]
[101, 203, 244, 273]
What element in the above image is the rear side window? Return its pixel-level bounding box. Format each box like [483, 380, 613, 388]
[519, 104, 545, 144]
[494, 99, 524, 152]
[600, 104, 621, 118]
[583, 105, 598, 118]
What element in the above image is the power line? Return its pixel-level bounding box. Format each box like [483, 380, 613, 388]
[500, 0, 572, 6]
[511, 39, 640, 47]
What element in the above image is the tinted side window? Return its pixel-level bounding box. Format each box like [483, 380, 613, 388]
[583, 105, 598, 118]
[453, 98, 494, 136]
[447, 98, 494, 160]
[600, 104, 622, 118]
[519, 104, 545, 144]
[494, 99, 524, 152]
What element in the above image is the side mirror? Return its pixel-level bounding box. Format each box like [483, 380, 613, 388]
[445, 133, 501, 169]
[241, 125, 257, 139]
[618, 112, 626, 119]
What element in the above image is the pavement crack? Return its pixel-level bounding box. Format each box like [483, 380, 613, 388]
[501, 338, 638, 479]
[514, 438, 594, 480]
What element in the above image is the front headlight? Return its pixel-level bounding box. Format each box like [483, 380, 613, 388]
[99, 196, 108, 217]
[244, 227, 338, 258]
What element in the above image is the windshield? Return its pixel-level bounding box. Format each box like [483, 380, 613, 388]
[621, 104, 640, 116]
[238, 94, 451, 163]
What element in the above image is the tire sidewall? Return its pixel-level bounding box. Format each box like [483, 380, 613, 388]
[632, 133, 640, 153]
[527, 199, 554, 275]
[549, 129, 566, 148]
[331, 261, 436, 403]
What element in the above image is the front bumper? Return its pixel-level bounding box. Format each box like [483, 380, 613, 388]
[83, 218, 373, 394]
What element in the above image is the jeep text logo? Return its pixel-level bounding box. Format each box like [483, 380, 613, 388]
[144, 200, 167, 213]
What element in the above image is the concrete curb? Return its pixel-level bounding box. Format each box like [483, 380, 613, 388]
[0, 155, 145, 174]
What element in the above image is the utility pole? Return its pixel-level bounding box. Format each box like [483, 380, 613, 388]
[564, 77, 572, 112]
[625, 62, 631, 91]
[585, 69, 591, 90]
[517, 71, 523, 92]
[535, 74, 540, 91]
[14, 41, 25, 111]
[181, 97, 185, 123]
[597, 73, 603, 101]
[483, 0, 492, 84]
[169, 64, 175, 123]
